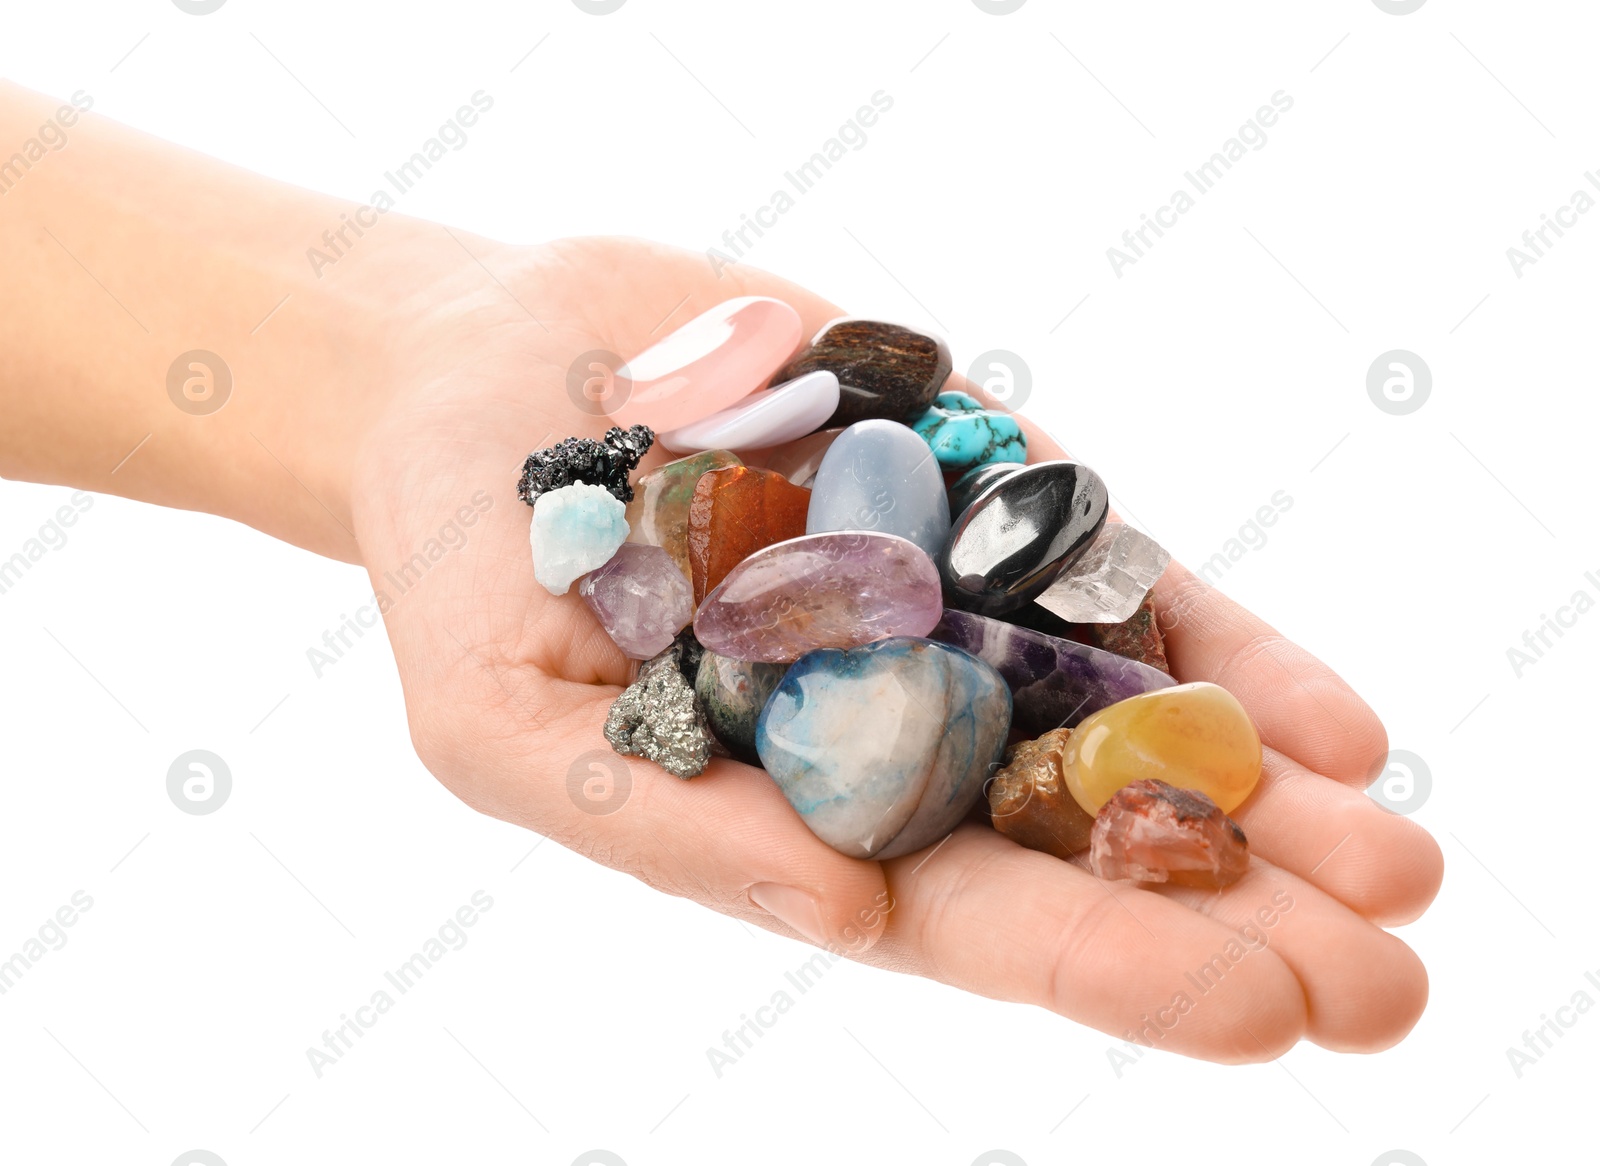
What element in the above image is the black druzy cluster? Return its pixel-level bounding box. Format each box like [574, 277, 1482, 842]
[516, 425, 654, 506]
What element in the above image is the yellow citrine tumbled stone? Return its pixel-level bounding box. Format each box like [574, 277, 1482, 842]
[1062, 682, 1263, 816]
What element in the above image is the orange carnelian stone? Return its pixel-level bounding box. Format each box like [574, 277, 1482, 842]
[687, 467, 812, 603]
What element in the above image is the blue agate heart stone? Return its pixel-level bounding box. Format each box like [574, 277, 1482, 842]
[937, 459, 1109, 617]
[911, 391, 1026, 471]
[755, 637, 1011, 859]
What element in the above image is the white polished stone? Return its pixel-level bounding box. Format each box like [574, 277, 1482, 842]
[656, 371, 839, 453]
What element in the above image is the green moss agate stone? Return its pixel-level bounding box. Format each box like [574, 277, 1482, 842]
[625, 449, 742, 582]
[695, 653, 790, 765]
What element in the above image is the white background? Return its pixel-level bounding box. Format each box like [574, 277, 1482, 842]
[0, 2, 1592, 1164]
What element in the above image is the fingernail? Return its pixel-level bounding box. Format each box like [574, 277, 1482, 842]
[749, 882, 827, 946]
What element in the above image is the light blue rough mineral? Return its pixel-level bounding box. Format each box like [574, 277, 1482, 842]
[756, 637, 1011, 859]
[530, 482, 630, 595]
[805, 419, 951, 558]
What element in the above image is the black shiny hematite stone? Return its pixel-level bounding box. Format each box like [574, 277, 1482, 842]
[946, 461, 1024, 522]
[772, 318, 952, 427]
[937, 460, 1109, 617]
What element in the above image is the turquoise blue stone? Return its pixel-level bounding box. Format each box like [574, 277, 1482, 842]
[755, 637, 1011, 859]
[911, 391, 1026, 471]
[806, 419, 951, 557]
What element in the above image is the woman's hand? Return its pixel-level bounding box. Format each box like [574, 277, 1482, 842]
[350, 235, 1445, 1064]
[0, 82, 1440, 1061]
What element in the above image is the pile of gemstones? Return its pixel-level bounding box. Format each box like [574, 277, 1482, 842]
[519, 297, 1262, 888]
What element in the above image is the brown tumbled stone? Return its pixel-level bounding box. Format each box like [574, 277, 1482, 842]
[773, 318, 951, 427]
[987, 727, 1097, 860]
[686, 466, 811, 604]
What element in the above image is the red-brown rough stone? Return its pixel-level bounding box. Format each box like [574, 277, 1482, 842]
[1088, 779, 1249, 888]
[1081, 593, 1170, 675]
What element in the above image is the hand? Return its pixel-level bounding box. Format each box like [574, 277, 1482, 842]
[350, 235, 1444, 1064]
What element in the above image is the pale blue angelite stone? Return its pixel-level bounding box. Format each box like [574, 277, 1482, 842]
[755, 637, 1011, 860]
[911, 390, 1027, 471]
[804, 419, 951, 558]
[530, 482, 630, 595]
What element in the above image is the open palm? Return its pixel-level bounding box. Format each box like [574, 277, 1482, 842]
[349, 235, 1443, 1063]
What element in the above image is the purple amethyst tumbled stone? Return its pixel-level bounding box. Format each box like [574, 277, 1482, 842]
[930, 608, 1175, 736]
[693, 532, 943, 663]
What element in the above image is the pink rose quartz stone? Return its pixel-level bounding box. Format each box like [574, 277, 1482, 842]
[1088, 779, 1250, 888]
[693, 532, 944, 663]
[607, 297, 803, 431]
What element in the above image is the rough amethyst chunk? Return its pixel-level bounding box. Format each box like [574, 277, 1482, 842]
[929, 608, 1174, 736]
[517, 425, 655, 506]
[578, 543, 693, 659]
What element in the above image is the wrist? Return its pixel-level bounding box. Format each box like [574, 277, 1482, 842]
[0, 82, 512, 564]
